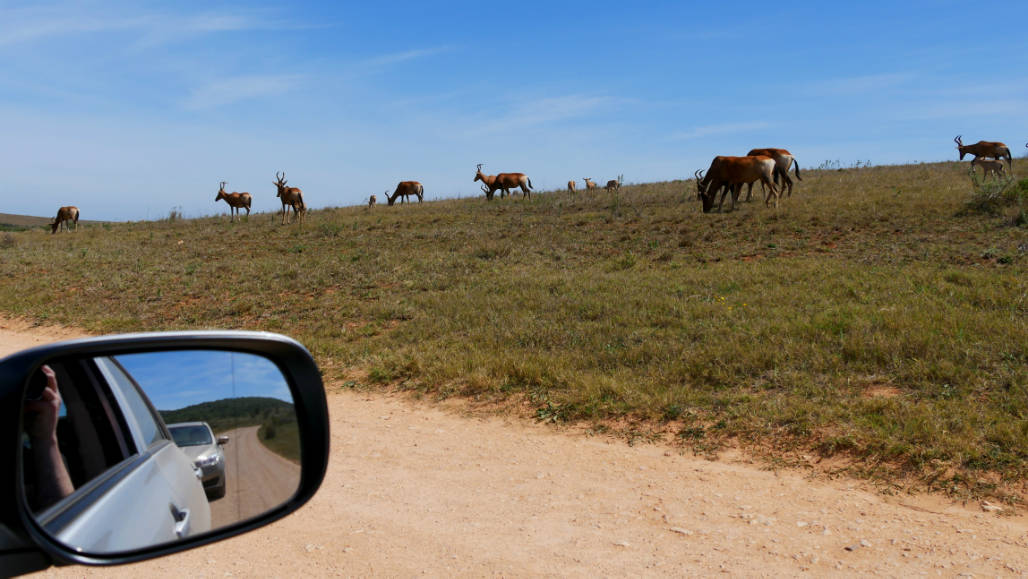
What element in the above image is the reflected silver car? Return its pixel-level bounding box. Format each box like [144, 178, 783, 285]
[168, 422, 227, 499]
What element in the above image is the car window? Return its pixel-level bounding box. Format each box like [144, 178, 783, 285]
[94, 357, 167, 449]
[168, 425, 213, 447]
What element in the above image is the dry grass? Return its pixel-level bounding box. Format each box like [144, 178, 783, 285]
[2, 160, 1026, 501]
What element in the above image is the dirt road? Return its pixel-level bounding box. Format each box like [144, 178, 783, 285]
[3, 317, 1027, 576]
[211, 426, 301, 529]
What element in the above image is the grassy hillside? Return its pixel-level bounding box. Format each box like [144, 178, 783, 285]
[2, 161, 1025, 500]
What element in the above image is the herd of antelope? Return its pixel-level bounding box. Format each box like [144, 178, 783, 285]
[45, 136, 1023, 233]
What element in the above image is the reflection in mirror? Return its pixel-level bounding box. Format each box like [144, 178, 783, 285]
[20, 350, 300, 555]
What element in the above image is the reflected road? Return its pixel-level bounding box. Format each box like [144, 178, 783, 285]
[210, 425, 300, 529]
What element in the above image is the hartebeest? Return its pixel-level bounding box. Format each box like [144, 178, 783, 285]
[386, 181, 424, 205]
[955, 135, 1012, 171]
[747, 148, 801, 198]
[273, 172, 306, 225]
[474, 164, 532, 200]
[50, 206, 79, 234]
[695, 156, 778, 213]
[583, 178, 597, 191]
[606, 175, 623, 193]
[369, 194, 377, 208]
[215, 181, 252, 222]
[568, 180, 576, 194]
[970, 157, 1007, 180]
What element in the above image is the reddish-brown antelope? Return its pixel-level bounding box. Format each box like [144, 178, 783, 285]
[746, 148, 801, 198]
[50, 206, 79, 234]
[386, 181, 424, 205]
[567, 180, 576, 194]
[474, 164, 532, 200]
[214, 181, 252, 222]
[583, 178, 597, 191]
[955, 135, 1012, 171]
[695, 156, 778, 213]
[970, 157, 1007, 180]
[605, 174, 623, 193]
[272, 171, 306, 225]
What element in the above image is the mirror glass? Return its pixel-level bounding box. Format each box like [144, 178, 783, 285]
[20, 349, 300, 555]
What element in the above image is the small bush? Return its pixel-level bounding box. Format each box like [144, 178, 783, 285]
[961, 172, 1020, 215]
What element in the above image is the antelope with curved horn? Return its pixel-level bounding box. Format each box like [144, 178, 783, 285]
[583, 177, 597, 191]
[386, 181, 424, 205]
[695, 155, 778, 213]
[955, 135, 1012, 171]
[215, 181, 252, 222]
[746, 148, 801, 198]
[605, 174, 623, 193]
[273, 171, 306, 225]
[50, 206, 79, 234]
[474, 164, 532, 200]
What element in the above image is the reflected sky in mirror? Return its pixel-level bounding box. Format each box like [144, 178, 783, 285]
[116, 350, 291, 410]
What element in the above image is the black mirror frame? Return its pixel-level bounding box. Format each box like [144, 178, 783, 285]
[0, 331, 329, 571]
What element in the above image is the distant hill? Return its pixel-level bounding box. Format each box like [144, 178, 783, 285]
[0, 212, 102, 231]
[160, 396, 295, 434]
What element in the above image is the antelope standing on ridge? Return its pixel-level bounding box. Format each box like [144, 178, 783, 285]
[51, 206, 79, 234]
[583, 178, 597, 191]
[386, 181, 424, 205]
[955, 135, 1012, 171]
[273, 172, 306, 225]
[567, 180, 576, 194]
[369, 194, 377, 208]
[746, 148, 801, 198]
[970, 157, 1007, 180]
[606, 175, 623, 193]
[214, 181, 252, 222]
[695, 156, 778, 213]
[474, 164, 532, 200]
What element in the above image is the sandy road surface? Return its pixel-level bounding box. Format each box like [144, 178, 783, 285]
[3, 318, 1027, 576]
[211, 426, 301, 528]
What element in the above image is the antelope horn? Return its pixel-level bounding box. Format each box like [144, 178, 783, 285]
[476, 163, 483, 171]
[694, 170, 703, 180]
[219, 181, 227, 189]
[954, 135, 962, 146]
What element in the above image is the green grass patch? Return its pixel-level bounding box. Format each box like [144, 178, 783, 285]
[2, 161, 1026, 500]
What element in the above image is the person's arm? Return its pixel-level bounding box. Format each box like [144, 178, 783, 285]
[24, 365, 74, 507]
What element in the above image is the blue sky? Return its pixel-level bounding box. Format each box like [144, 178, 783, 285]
[115, 350, 292, 411]
[1, 1, 1027, 221]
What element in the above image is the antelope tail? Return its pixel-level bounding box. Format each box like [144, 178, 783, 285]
[527, 177, 533, 190]
[793, 159, 802, 181]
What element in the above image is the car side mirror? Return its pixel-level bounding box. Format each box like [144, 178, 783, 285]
[0, 331, 328, 574]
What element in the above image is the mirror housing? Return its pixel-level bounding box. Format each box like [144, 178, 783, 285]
[217, 436, 230, 446]
[0, 331, 329, 573]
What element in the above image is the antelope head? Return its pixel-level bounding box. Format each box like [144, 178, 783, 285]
[273, 171, 288, 195]
[954, 135, 968, 159]
[216, 181, 228, 200]
[474, 163, 485, 182]
[694, 170, 708, 198]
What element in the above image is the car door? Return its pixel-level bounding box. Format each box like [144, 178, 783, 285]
[32, 356, 211, 553]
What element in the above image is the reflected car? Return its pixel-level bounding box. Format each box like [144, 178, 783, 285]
[168, 422, 227, 499]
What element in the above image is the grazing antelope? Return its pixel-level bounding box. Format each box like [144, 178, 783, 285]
[386, 181, 424, 205]
[955, 135, 1012, 171]
[50, 206, 79, 234]
[746, 148, 801, 198]
[214, 181, 252, 222]
[970, 157, 1007, 180]
[605, 174, 623, 193]
[474, 164, 532, 200]
[567, 180, 576, 194]
[695, 155, 778, 213]
[583, 178, 597, 191]
[369, 194, 377, 208]
[272, 171, 306, 225]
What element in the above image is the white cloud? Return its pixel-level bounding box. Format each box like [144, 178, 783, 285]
[465, 94, 619, 136]
[182, 74, 304, 111]
[806, 72, 914, 95]
[666, 121, 773, 141]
